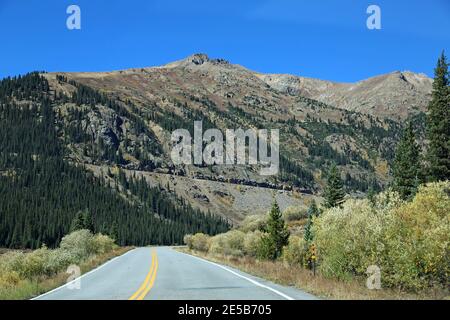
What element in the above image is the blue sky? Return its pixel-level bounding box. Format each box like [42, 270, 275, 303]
[0, 0, 449, 82]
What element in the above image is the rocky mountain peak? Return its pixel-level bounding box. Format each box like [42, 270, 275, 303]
[189, 53, 210, 65]
[165, 53, 231, 69]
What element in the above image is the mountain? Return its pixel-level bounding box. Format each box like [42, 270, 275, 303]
[257, 71, 432, 120]
[0, 54, 432, 248]
[0, 73, 229, 249]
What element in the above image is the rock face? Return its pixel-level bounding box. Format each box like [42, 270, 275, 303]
[257, 71, 433, 120]
[40, 53, 432, 221]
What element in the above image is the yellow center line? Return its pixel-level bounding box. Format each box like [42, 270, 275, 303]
[136, 253, 158, 300]
[129, 249, 158, 300]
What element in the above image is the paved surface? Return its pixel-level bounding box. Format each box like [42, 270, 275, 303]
[34, 247, 318, 300]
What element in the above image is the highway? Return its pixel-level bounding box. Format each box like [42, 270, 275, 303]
[34, 247, 317, 300]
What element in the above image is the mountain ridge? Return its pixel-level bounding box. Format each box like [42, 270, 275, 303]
[52, 53, 432, 120]
[1, 53, 426, 224]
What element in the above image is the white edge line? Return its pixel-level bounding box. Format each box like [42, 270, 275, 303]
[176, 250, 295, 300]
[31, 248, 137, 300]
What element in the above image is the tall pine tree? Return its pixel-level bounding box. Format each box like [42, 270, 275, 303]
[323, 163, 345, 209]
[304, 200, 320, 242]
[426, 51, 450, 182]
[392, 122, 421, 200]
[257, 201, 290, 260]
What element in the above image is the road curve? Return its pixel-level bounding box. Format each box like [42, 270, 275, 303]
[34, 247, 317, 300]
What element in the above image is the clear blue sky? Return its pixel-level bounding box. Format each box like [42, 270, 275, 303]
[0, 0, 449, 82]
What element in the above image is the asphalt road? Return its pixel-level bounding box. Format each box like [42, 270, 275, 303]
[34, 247, 317, 300]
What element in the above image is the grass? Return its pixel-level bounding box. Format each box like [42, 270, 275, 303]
[0, 246, 133, 300]
[179, 248, 448, 300]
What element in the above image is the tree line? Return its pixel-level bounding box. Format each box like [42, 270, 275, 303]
[0, 73, 229, 249]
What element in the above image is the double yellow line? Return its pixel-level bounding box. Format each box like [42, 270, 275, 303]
[129, 249, 159, 300]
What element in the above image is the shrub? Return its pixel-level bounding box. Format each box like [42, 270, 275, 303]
[0, 271, 21, 288]
[382, 182, 450, 288]
[0, 230, 119, 291]
[59, 229, 95, 261]
[313, 199, 384, 281]
[209, 230, 245, 256]
[239, 215, 267, 233]
[44, 248, 77, 275]
[0, 251, 26, 276]
[21, 246, 52, 278]
[188, 233, 211, 252]
[91, 234, 116, 255]
[281, 236, 309, 267]
[283, 206, 308, 222]
[313, 182, 450, 290]
[183, 234, 194, 249]
[243, 231, 264, 257]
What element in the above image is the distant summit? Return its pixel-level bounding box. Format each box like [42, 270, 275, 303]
[165, 53, 230, 68]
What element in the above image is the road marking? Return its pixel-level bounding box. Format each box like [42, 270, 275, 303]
[31, 249, 136, 300]
[136, 252, 158, 300]
[129, 249, 158, 300]
[177, 250, 295, 300]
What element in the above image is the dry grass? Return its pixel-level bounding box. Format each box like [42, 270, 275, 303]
[179, 248, 448, 300]
[0, 246, 133, 300]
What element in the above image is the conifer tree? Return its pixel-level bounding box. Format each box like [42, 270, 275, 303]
[304, 200, 320, 242]
[257, 201, 290, 260]
[323, 164, 345, 209]
[70, 209, 94, 232]
[392, 122, 421, 199]
[426, 51, 450, 182]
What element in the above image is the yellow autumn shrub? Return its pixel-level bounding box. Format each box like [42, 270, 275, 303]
[185, 233, 211, 252]
[281, 236, 309, 267]
[209, 230, 245, 256]
[313, 182, 450, 290]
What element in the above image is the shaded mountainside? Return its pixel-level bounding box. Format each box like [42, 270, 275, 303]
[47, 54, 430, 194]
[0, 73, 229, 249]
[0, 54, 432, 248]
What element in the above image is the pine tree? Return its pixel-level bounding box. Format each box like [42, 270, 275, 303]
[304, 200, 320, 242]
[392, 122, 421, 200]
[257, 201, 290, 260]
[70, 209, 94, 232]
[108, 222, 119, 241]
[323, 164, 345, 208]
[426, 51, 450, 182]
[70, 211, 86, 232]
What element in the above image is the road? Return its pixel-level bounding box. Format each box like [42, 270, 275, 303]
[34, 247, 317, 300]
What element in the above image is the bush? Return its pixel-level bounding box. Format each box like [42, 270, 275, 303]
[382, 182, 450, 288]
[281, 236, 309, 267]
[183, 234, 194, 249]
[0, 251, 26, 277]
[187, 233, 211, 252]
[313, 199, 384, 281]
[313, 182, 450, 290]
[0, 271, 21, 288]
[239, 215, 267, 232]
[283, 206, 308, 222]
[209, 230, 245, 256]
[59, 229, 95, 261]
[21, 246, 53, 278]
[0, 230, 118, 291]
[243, 231, 264, 257]
[91, 234, 116, 255]
[44, 248, 78, 275]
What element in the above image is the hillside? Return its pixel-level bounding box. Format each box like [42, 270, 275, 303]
[0, 54, 433, 248]
[0, 73, 229, 249]
[257, 71, 432, 120]
[46, 54, 431, 193]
